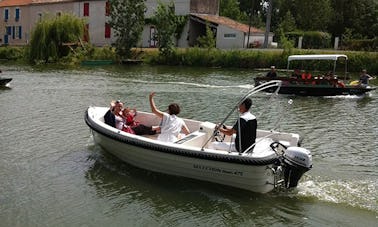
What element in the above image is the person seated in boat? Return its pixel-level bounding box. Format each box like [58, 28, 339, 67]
[359, 69, 376, 87]
[120, 106, 157, 135]
[211, 98, 257, 153]
[149, 92, 190, 142]
[266, 66, 277, 78]
[290, 69, 301, 84]
[301, 70, 312, 80]
[104, 101, 117, 127]
[291, 69, 301, 79]
[122, 107, 138, 127]
[104, 100, 125, 130]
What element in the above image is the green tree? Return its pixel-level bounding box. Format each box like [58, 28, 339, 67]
[329, 0, 378, 39]
[278, 11, 296, 32]
[151, 1, 177, 57]
[28, 13, 84, 63]
[197, 24, 216, 49]
[295, 0, 332, 31]
[109, 0, 146, 58]
[220, 0, 244, 21]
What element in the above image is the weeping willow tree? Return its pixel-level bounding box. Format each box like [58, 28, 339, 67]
[28, 13, 85, 64]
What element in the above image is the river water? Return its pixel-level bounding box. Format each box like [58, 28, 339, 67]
[0, 64, 377, 226]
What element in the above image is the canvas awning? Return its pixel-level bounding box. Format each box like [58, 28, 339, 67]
[288, 54, 348, 62]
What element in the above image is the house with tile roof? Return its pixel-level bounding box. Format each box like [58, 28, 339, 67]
[190, 13, 273, 48]
[0, 0, 273, 49]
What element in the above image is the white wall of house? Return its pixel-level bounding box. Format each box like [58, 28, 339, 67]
[145, 0, 190, 17]
[78, 1, 115, 46]
[244, 33, 272, 48]
[216, 24, 244, 49]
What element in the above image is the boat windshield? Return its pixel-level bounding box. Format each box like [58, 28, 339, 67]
[201, 80, 282, 153]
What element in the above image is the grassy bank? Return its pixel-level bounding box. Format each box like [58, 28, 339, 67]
[144, 48, 378, 73]
[1, 46, 377, 74]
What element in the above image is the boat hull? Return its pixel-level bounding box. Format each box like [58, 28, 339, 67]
[263, 85, 374, 96]
[254, 77, 375, 96]
[91, 129, 276, 193]
[0, 78, 12, 86]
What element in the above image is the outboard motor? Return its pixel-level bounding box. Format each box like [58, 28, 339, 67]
[282, 147, 312, 188]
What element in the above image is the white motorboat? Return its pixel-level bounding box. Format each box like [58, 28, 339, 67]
[85, 81, 312, 193]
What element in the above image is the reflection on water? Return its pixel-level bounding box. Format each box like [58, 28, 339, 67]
[0, 64, 377, 226]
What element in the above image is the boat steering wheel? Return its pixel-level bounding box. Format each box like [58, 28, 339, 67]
[269, 141, 288, 155]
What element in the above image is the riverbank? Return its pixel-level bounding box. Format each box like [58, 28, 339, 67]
[143, 48, 378, 73]
[1, 46, 377, 73]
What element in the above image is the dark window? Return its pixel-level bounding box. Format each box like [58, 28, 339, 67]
[4, 9, 9, 21]
[6, 26, 11, 35]
[105, 23, 111, 38]
[15, 8, 20, 21]
[84, 3, 89, 16]
[18, 26, 22, 39]
[105, 1, 110, 16]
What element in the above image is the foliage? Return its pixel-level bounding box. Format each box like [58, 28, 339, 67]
[220, 0, 246, 21]
[109, 0, 146, 58]
[151, 1, 177, 57]
[144, 47, 378, 73]
[341, 38, 378, 52]
[60, 44, 118, 65]
[329, 0, 378, 39]
[302, 31, 332, 49]
[295, 0, 332, 31]
[278, 11, 296, 33]
[0, 46, 25, 61]
[235, 0, 378, 44]
[196, 24, 216, 49]
[174, 15, 188, 41]
[28, 13, 85, 64]
[284, 31, 331, 49]
[278, 30, 294, 55]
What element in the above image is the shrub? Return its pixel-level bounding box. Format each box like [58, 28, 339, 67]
[341, 38, 378, 51]
[285, 31, 332, 49]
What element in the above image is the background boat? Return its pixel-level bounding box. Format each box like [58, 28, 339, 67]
[81, 59, 114, 66]
[0, 77, 12, 86]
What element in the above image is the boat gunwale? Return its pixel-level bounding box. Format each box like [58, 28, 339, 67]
[85, 108, 278, 166]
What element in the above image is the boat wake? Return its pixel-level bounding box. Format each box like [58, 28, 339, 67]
[130, 79, 254, 89]
[323, 93, 372, 99]
[297, 177, 377, 213]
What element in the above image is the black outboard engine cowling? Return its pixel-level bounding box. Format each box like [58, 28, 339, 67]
[282, 147, 312, 188]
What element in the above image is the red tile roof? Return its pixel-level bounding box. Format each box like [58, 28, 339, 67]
[191, 13, 265, 34]
[0, 0, 33, 7]
[0, 0, 75, 7]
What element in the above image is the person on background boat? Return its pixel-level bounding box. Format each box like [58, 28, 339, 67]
[149, 92, 190, 142]
[301, 70, 312, 80]
[359, 69, 376, 86]
[266, 66, 277, 78]
[291, 69, 301, 79]
[212, 98, 257, 153]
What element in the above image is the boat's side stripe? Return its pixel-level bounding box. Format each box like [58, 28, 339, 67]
[85, 110, 277, 166]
